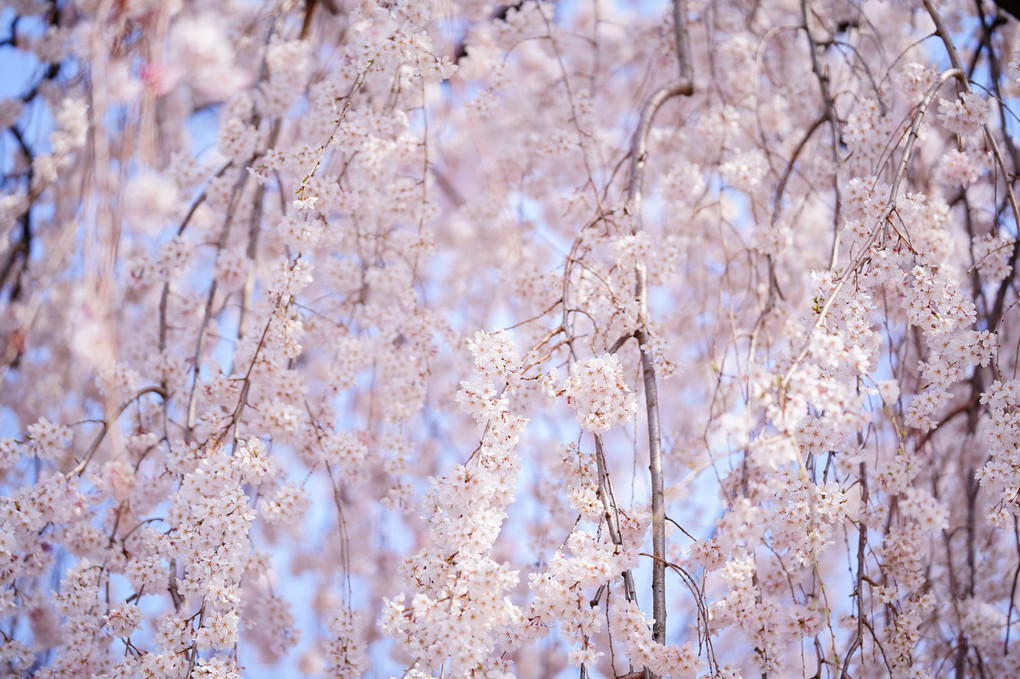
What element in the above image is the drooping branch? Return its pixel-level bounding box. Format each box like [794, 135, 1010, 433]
[780, 67, 962, 392]
[625, 0, 694, 648]
[923, 0, 1020, 337]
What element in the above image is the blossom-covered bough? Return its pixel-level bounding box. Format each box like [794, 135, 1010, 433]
[6, 0, 1020, 677]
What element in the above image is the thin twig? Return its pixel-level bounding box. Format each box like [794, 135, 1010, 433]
[66, 386, 168, 478]
[594, 435, 638, 602]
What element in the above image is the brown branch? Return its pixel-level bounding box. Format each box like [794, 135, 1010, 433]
[800, 0, 845, 269]
[66, 386, 168, 478]
[840, 460, 869, 678]
[594, 435, 638, 602]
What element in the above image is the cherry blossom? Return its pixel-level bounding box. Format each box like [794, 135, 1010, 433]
[3, 0, 1020, 677]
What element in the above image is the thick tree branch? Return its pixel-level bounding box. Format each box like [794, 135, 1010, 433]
[625, 0, 694, 648]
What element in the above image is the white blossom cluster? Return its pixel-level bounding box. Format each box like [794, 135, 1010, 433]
[386, 330, 526, 676]
[609, 599, 701, 678]
[564, 354, 637, 433]
[977, 380, 1020, 526]
[938, 91, 990, 137]
[521, 528, 643, 659]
